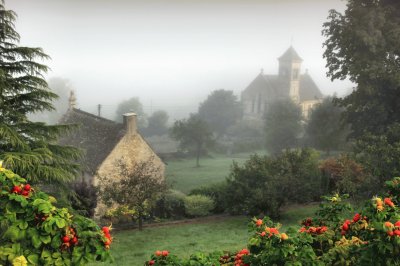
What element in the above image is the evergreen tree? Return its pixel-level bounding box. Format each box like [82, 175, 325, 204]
[0, 1, 81, 184]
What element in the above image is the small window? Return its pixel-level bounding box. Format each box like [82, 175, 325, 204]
[293, 69, 299, 79]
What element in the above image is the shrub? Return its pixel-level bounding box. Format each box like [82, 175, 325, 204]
[319, 154, 371, 198]
[189, 182, 228, 214]
[183, 195, 214, 217]
[69, 179, 97, 217]
[154, 190, 186, 219]
[0, 166, 112, 265]
[225, 148, 322, 218]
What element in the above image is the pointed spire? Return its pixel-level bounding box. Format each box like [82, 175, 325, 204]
[278, 46, 303, 62]
[69, 90, 77, 110]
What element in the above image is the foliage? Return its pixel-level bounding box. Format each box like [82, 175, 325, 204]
[198, 89, 241, 138]
[29, 77, 72, 125]
[314, 193, 352, 228]
[353, 123, 400, 187]
[154, 190, 186, 219]
[225, 149, 321, 218]
[189, 182, 228, 214]
[323, 0, 400, 139]
[143, 110, 169, 137]
[265, 99, 303, 154]
[146, 176, 400, 265]
[305, 97, 349, 154]
[183, 195, 214, 217]
[0, 166, 112, 266]
[102, 205, 137, 225]
[114, 97, 146, 128]
[0, 1, 81, 185]
[97, 159, 167, 230]
[68, 179, 97, 218]
[170, 114, 214, 167]
[319, 154, 371, 197]
[226, 120, 265, 153]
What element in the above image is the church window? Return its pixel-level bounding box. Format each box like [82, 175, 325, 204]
[257, 93, 262, 114]
[251, 98, 255, 113]
[293, 69, 299, 79]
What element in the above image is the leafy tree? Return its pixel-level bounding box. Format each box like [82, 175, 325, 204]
[198, 89, 241, 137]
[353, 123, 400, 186]
[323, 0, 400, 138]
[170, 114, 213, 167]
[0, 2, 81, 184]
[142, 110, 169, 137]
[323, 0, 400, 184]
[98, 159, 167, 230]
[305, 97, 348, 155]
[265, 99, 302, 154]
[115, 97, 146, 128]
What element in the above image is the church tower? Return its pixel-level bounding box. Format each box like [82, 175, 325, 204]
[278, 46, 302, 103]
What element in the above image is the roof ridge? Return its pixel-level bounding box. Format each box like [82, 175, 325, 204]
[70, 108, 122, 125]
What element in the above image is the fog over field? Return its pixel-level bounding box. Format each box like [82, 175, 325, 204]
[9, 0, 352, 120]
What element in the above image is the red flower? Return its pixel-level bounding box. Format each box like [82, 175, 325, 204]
[384, 198, 395, 207]
[353, 213, 361, 223]
[255, 219, 263, 227]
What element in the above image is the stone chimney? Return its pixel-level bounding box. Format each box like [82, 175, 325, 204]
[123, 113, 137, 135]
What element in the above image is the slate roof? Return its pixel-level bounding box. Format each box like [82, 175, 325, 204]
[242, 73, 323, 102]
[299, 73, 323, 101]
[278, 46, 303, 62]
[58, 108, 125, 174]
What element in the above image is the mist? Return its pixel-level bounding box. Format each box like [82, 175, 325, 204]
[8, 0, 351, 120]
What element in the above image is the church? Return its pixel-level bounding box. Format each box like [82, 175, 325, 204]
[241, 46, 323, 121]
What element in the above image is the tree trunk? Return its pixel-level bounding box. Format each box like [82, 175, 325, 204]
[138, 212, 143, 231]
[196, 143, 201, 167]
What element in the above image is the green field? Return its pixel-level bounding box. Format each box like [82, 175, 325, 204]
[165, 151, 266, 193]
[91, 204, 318, 266]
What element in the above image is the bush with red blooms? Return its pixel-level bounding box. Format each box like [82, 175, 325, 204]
[0, 166, 113, 265]
[145, 177, 400, 265]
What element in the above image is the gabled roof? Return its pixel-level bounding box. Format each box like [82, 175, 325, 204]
[278, 46, 303, 62]
[58, 108, 125, 174]
[299, 73, 323, 101]
[242, 73, 323, 102]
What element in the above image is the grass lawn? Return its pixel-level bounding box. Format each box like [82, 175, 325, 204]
[92, 216, 249, 266]
[91, 203, 319, 266]
[165, 151, 267, 194]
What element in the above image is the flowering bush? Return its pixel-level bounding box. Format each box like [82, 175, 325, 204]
[0, 166, 112, 265]
[145, 176, 400, 265]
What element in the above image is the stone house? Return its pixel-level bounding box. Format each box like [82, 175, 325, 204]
[241, 46, 323, 121]
[59, 93, 165, 217]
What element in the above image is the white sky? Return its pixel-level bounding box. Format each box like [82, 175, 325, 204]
[8, 0, 353, 120]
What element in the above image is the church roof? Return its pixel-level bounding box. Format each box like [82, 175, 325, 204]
[278, 46, 303, 62]
[299, 73, 323, 101]
[242, 73, 323, 102]
[58, 108, 125, 174]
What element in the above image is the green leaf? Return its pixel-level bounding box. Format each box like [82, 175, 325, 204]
[32, 235, 42, 249]
[27, 254, 39, 265]
[3, 225, 20, 241]
[18, 221, 29, 230]
[55, 218, 66, 229]
[40, 235, 52, 244]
